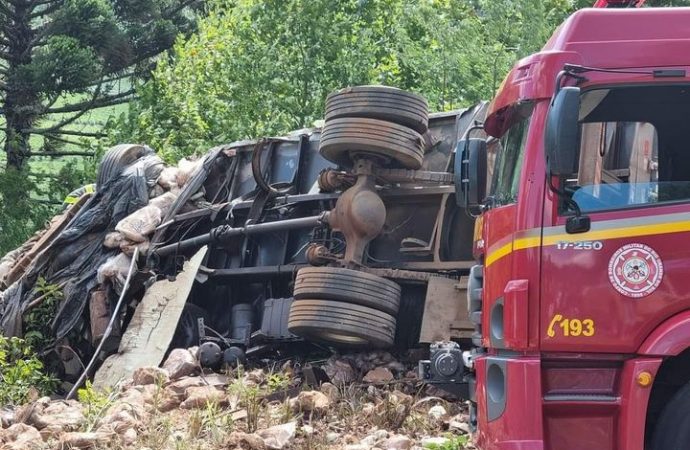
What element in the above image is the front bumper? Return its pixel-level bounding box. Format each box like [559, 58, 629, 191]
[475, 355, 544, 450]
[474, 354, 661, 450]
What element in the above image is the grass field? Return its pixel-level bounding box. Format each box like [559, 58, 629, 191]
[0, 86, 130, 204]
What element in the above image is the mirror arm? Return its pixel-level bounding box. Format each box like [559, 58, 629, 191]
[554, 69, 588, 97]
[546, 172, 590, 234]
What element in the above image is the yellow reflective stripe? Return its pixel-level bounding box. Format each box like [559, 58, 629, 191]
[63, 196, 78, 204]
[85, 184, 95, 194]
[485, 218, 690, 267]
[485, 242, 513, 267]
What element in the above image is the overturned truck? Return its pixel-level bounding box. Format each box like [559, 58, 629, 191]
[0, 87, 487, 391]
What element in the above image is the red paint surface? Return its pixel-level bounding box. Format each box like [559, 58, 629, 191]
[475, 356, 544, 450]
[475, 6, 690, 450]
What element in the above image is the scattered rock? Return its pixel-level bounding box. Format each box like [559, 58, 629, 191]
[301, 424, 314, 436]
[0, 407, 15, 428]
[386, 361, 407, 373]
[369, 391, 412, 429]
[156, 388, 184, 412]
[425, 385, 458, 401]
[326, 432, 340, 443]
[200, 372, 230, 387]
[420, 436, 450, 447]
[59, 431, 111, 449]
[384, 434, 414, 450]
[227, 431, 266, 450]
[132, 366, 169, 386]
[344, 445, 370, 450]
[324, 356, 356, 384]
[180, 385, 228, 409]
[361, 429, 388, 446]
[363, 367, 394, 384]
[162, 348, 198, 380]
[0, 423, 42, 449]
[245, 369, 266, 386]
[320, 382, 340, 401]
[122, 428, 138, 445]
[289, 391, 330, 415]
[98, 409, 138, 434]
[428, 405, 449, 423]
[166, 376, 206, 396]
[22, 399, 85, 431]
[449, 419, 471, 434]
[39, 424, 64, 441]
[119, 386, 148, 411]
[256, 421, 297, 449]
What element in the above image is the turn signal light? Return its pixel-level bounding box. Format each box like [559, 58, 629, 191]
[637, 371, 653, 388]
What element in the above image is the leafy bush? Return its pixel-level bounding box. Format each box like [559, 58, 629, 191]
[77, 380, 117, 431]
[0, 336, 58, 405]
[424, 435, 469, 450]
[23, 277, 64, 351]
[111, 0, 580, 161]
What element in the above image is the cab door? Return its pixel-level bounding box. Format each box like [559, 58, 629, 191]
[541, 116, 690, 354]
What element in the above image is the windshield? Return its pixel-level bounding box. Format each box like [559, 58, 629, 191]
[488, 104, 533, 206]
[564, 85, 690, 213]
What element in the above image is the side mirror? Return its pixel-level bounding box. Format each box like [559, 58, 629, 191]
[545, 86, 580, 175]
[455, 138, 487, 209]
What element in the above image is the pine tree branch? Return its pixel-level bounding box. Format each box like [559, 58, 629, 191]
[26, 22, 54, 52]
[31, 129, 107, 138]
[28, 81, 105, 134]
[29, 0, 64, 8]
[85, 71, 136, 88]
[44, 134, 91, 148]
[44, 88, 135, 114]
[29, 0, 64, 19]
[0, 3, 18, 21]
[29, 150, 95, 157]
[0, 49, 15, 62]
[162, 0, 202, 19]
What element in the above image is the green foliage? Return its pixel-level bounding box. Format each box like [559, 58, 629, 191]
[228, 377, 263, 433]
[77, 380, 117, 431]
[1, 0, 201, 173]
[0, 167, 55, 256]
[0, 153, 98, 255]
[114, 0, 578, 161]
[23, 277, 64, 350]
[423, 435, 469, 450]
[0, 336, 58, 405]
[31, 36, 102, 93]
[266, 372, 290, 392]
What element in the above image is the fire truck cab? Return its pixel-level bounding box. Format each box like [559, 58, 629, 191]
[461, 6, 690, 450]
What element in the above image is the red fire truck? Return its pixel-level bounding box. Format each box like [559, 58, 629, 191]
[455, 1, 690, 449]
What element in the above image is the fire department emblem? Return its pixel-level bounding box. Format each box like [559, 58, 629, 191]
[608, 243, 663, 298]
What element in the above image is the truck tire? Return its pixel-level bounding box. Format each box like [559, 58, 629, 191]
[288, 299, 396, 348]
[320, 117, 424, 169]
[97, 144, 154, 189]
[293, 267, 401, 315]
[650, 382, 690, 449]
[325, 86, 429, 134]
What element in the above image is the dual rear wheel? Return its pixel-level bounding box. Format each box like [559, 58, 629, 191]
[287, 267, 401, 348]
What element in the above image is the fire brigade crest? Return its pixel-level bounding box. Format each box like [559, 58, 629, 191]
[608, 243, 663, 298]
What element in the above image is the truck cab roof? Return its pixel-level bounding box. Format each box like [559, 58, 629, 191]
[486, 8, 690, 137]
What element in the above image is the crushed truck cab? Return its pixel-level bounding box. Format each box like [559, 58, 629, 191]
[454, 7, 690, 450]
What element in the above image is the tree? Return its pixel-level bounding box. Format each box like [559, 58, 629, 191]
[0, 0, 201, 170]
[113, 0, 576, 161]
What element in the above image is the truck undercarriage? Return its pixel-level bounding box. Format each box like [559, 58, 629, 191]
[0, 87, 487, 396]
